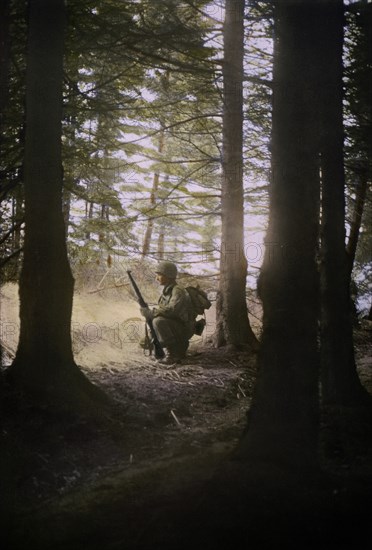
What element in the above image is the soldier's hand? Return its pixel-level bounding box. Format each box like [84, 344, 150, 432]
[140, 307, 153, 320]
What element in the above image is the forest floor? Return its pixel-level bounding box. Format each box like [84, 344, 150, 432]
[1, 283, 372, 549]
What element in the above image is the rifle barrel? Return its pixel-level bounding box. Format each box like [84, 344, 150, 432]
[126, 270, 165, 359]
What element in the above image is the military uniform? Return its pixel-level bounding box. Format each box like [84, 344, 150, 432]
[152, 283, 195, 358]
[141, 261, 195, 362]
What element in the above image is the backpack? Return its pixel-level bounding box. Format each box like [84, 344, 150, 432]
[185, 286, 212, 317]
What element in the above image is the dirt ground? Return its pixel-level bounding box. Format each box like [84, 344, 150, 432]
[1, 283, 372, 549]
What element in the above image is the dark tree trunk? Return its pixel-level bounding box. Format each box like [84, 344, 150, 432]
[11, 0, 73, 376]
[236, 1, 321, 467]
[7, 0, 104, 406]
[215, 0, 257, 351]
[319, 0, 368, 405]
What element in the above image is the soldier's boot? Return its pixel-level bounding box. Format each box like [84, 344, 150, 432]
[158, 342, 188, 365]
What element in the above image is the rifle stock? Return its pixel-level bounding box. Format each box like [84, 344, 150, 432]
[127, 270, 165, 359]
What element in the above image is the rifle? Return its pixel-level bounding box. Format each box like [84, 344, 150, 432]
[126, 270, 165, 359]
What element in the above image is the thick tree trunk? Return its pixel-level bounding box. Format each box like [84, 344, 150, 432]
[319, 0, 368, 405]
[7, 0, 104, 406]
[11, 0, 73, 375]
[215, 0, 257, 350]
[236, 1, 321, 467]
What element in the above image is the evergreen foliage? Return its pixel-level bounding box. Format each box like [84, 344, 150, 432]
[0, 0, 370, 312]
[344, 2, 372, 315]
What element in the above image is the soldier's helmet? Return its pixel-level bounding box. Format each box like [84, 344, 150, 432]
[155, 260, 177, 279]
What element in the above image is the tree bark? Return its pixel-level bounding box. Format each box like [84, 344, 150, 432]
[215, 0, 258, 350]
[85, 200, 94, 240]
[142, 128, 165, 258]
[236, 0, 321, 467]
[157, 227, 165, 260]
[318, 0, 368, 405]
[7, 0, 104, 407]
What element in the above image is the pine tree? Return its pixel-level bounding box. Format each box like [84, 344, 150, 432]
[236, 0, 321, 467]
[214, 0, 258, 350]
[319, 0, 370, 405]
[7, 0, 105, 408]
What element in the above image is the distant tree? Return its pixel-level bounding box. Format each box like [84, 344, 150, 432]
[214, 0, 258, 350]
[7, 0, 103, 407]
[62, 0, 220, 267]
[141, 125, 165, 258]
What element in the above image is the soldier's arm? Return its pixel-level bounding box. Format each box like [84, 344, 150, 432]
[153, 287, 189, 322]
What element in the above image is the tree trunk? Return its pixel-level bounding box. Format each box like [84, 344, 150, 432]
[63, 186, 71, 239]
[85, 201, 94, 240]
[142, 128, 165, 257]
[319, 0, 368, 405]
[98, 204, 109, 242]
[157, 227, 165, 260]
[346, 173, 368, 274]
[236, 1, 321, 468]
[11, 187, 24, 254]
[7, 0, 104, 407]
[62, 113, 79, 239]
[142, 71, 169, 259]
[214, 0, 257, 351]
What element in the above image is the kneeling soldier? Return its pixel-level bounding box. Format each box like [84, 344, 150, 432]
[140, 261, 194, 364]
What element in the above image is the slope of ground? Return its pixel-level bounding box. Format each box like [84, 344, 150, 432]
[1, 283, 371, 549]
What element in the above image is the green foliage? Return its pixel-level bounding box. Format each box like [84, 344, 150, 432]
[3, 0, 370, 302]
[59, 0, 222, 271]
[344, 5, 372, 272]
